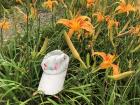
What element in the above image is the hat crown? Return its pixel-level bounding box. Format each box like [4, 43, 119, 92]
[41, 50, 69, 75]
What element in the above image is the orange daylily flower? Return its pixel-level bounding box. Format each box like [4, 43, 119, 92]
[86, 0, 96, 8]
[0, 20, 10, 30]
[42, 0, 58, 11]
[93, 12, 104, 22]
[57, 15, 94, 38]
[105, 16, 119, 29]
[130, 25, 140, 35]
[92, 52, 116, 69]
[115, 0, 136, 15]
[92, 52, 119, 76]
[92, 51, 134, 80]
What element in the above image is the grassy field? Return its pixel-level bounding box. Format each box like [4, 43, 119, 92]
[0, 0, 140, 105]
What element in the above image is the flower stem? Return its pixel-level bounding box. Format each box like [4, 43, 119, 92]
[0, 28, 3, 47]
[92, 67, 101, 74]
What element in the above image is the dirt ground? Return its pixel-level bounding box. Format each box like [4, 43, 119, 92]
[1, 10, 53, 41]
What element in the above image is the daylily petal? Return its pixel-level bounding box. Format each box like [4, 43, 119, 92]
[80, 21, 94, 34]
[111, 64, 120, 75]
[57, 19, 71, 28]
[127, 4, 136, 11]
[120, 0, 125, 4]
[131, 25, 140, 34]
[100, 62, 112, 69]
[86, 0, 95, 8]
[76, 16, 91, 22]
[107, 18, 119, 29]
[93, 12, 104, 22]
[93, 52, 116, 69]
[115, 6, 121, 12]
[108, 54, 115, 62]
[92, 52, 107, 59]
[67, 29, 74, 38]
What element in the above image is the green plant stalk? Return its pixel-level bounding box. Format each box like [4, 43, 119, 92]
[25, 6, 30, 57]
[79, 58, 88, 69]
[92, 67, 101, 74]
[70, 0, 75, 10]
[36, 12, 41, 50]
[131, 43, 140, 53]
[0, 6, 5, 48]
[108, 84, 116, 105]
[64, 31, 87, 69]
[51, 8, 55, 29]
[86, 53, 90, 67]
[36, 37, 48, 57]
[0, 28, 3, 47]
[92, 25, 101, 45]
[109, 28, 115, 48]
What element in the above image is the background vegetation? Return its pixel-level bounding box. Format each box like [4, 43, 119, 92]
[0, 0, 140, 105]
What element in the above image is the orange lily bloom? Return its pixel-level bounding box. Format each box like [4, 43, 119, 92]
[57, 15, 94, 38]
[42, 0, 58, 11]
[93, 12, 104, 22]
[92, 52, 116, 69]
[93, 51, 134, 80]
[130, 25, 140, 35]
[115, 0, 136, 15]
[86, 0, 96, 8]
[105, 16, 119, 29]
[0, 20, 10, 30]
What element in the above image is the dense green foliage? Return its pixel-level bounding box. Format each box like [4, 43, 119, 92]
[0, 0, 140, 104]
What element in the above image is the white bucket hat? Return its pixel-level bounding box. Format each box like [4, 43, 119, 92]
[38, 50, 69, 95]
